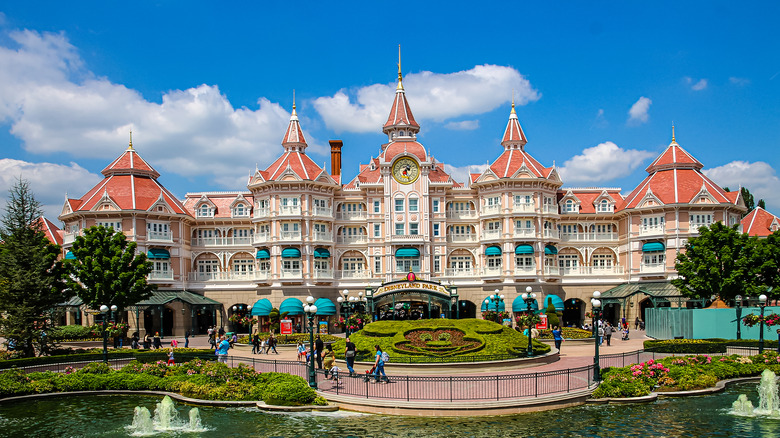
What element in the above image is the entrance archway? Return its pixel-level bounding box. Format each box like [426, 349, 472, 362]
[563, 298, 585, 327]
[457, 300, 477, 319]
[602, 303, 620, 326]
[163, 308, 174, 337]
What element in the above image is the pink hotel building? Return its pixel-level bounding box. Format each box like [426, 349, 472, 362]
[53, 69, 763, 336]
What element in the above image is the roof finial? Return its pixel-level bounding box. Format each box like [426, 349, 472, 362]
[672, 122, 676, 142]
[396, 44, 404, 90]
[128, 130, 134, 150]
[511, 91, 516, 114]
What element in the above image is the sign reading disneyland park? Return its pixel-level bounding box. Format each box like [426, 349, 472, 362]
[372, 272, 453, 300]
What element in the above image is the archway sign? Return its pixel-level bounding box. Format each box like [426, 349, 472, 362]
[366, 272, 459, 320]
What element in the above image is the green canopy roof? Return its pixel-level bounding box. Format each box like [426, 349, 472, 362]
[64, 251, 77, 260]
[515, 244, 534, 255]
[544, 245, 558, 255]
[642, 242, 665, 252]
[251, 298, 273, 316]
[481, 296, 506, 312]
[395, 248, 420, 257]
[314, 298, 336, 315]
[279, 297, 304, 315]
[281, 248, 301, 258]
[600, 282, 682, 300]
[543, 294, 564, 311]
[512, 295, 539, 312]
[313, 248, 331, 258]
[255, 249, 270, 260]
[135, 290, 222, 306]
[147, 248, 170, 259]
[485, 245, 502, 256]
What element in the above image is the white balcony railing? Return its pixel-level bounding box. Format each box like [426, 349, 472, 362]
[313, 207, 333, 217]
[513, 228, 535, 238]
[482, 229, 501, 240]
[482, 267, 502, 277]
[560, 266, 625, 276]
[482, 205, 502, 215]
[192, 236, 253, 247]
[63, 232, 79, 244]
[543, 230, 560, 239]
[148, 271, 174, 280]
[280, 269, 302, 279]
[513, 266, 537, 276]
[254, 208, 270, 218]
[188, 271, 270, 282]
[147, 230, 173, 242]
[444, 268, 477, 277]
[446, 210, 478, 220]
[390, 234, 425, 242]
[640, 263, 666, 274]
[337, 270, 372, 279]
[544, 266, 561, 276]
[542, 205, 558, 214]
[279, 231, 302, 241]
[639, 224, 666, 236]
[312, 232, 333, 242]
[335, 211, 367, 220]
[513, 202, 535, 213]
[559, 232, 618, 242]
[253, 233, 271, 244]
[279, 205, 302, 216]
[447, 234, 477, 243]
[336, 235, 367, 244]
[312, 269, 334, 279]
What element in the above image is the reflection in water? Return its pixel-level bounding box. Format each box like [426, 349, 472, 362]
[0, 386, 779, 437]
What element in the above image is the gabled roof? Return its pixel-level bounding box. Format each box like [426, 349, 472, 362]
[183, 192, 254, 218]
[501, 101, 527, 148]
[558, 189, 624, 214]
[101, 142, 160, 178]
[645, 136, 703, 173]
[487, 148, 554, 179]
[259, 104, 329, 183]
[741, 207, 780, 237]
[383, 67, 419, 133]
[37, 216, 63, 246]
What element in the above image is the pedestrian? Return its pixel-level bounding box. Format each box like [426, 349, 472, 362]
[252, 333, 260, 354]
[531, 326, 539, 340]
[622, 326, 630, 341]
[218, 326, 225, 338]
[315, 335, 324, 369]
[167, 348, 175, 366]
[634, 317, 640, 330]
[344, 336, 357, 377]
[296, 341, 306, 362]
[323, 344, 336, 378]
[216, 335, 230, 364]
[170, 338, 178, 348]
[597, 325, 604, 346]
[209, 333, 217, 350]
[269, 335, 278, 354]
[131, 332, 139, 350]
[552, 326, 564, 353]
[230, 332, 237, 347]
[604, 323, 612, 346]
[260, 337, 267, 354]
[368, 345, 389, 384]
[153, 332, 162, 349]
[185, 330, 190, 348]
[143, 333, 151, 349]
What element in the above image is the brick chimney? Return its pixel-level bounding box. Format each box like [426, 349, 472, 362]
[329, 140, 343, 177]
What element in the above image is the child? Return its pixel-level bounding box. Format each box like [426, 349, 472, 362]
[167, 348, 175, 366]
[329, 365, 341, 385]
[296, 341, 306, 362]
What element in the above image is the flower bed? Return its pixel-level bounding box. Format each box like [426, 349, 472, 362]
[537, 327, 592, 340]
[237, 333, 341, 345]
[0, 359, 326, 406]
[0, 348, 216, 370]
[592, 352, 780, 398]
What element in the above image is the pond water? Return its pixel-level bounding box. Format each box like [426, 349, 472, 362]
[1, 384, 779, 438]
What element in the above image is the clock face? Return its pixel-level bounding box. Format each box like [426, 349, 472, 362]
[391, 157, 420, 185]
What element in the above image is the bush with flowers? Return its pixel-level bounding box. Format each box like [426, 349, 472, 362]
[336, 312, 372, 333]
[741, 313, 780, 327]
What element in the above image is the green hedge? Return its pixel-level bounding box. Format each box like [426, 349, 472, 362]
[0, 359, 325, 406]
[643, 338, 780, 354]
[538, 327, 592, 340]
[0, 349, 216, 370]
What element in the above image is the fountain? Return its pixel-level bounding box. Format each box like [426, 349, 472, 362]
[127, 395, 207, 435]
[731, 369, 780, 418]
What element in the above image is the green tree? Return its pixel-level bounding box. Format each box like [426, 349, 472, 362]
[749, 230, 780, 298]
[65, 225, 156, 314]
[672, 222, 757, 300]
[0, 178, 68, 357]
[545, 302, 560, 328]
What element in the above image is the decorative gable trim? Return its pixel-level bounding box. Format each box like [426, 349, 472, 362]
[91, 190, 121, 212]
[511, 163, 537, 179]
[691, 184, 717, 204]
[148, 193, 172, 214]
[475, 168, 500, 183]
[638, 188, 664, 208]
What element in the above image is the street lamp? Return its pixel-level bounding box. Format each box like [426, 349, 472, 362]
[100, 304, 118, 364]
[303, 296, 318, 389]
[735, 295, 743, 340]
[484, 289, 505, 324]
[759, 294, 768, 354]
[591, 291, 602, 382]
[521, 286, 537, 357]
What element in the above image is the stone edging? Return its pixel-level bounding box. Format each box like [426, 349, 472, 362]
[586, 376, 762, 405]
[0, 390, 337, 412]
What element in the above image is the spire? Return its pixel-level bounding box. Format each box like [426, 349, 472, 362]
[671, 123, 676, 144]
[645, 127, 703, 173]
[383, 45, 419, 140]
[501, 98, 528, 150]
[128, 130, 134, 151]
[282, 95, 308, 152]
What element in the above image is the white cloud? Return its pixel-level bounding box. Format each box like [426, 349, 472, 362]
[444, 120, 480, 131]
[703, 161, 780, 213]
[442, 163, 490, 185]
[627, 96, 652, 125]
[0, 29, 325, 190]
[558, 142, 655, 184]
[0, 159, 102, 221]
[312, 65, 540, 133]
[684, 77, 708, 91]
[729, 77, 750, 86]
[591, 108, 607, 129]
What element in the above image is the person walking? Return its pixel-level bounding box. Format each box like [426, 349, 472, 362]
[143, 333, 151, 350]
[634, 317, 640, 330]
[269, 335, 278, 354]
[131, 332, 139, 350]
[369, 345, 390, 384]
[597, 325, 604, 346]
[315, 335, 324, 369]
[216, 335, 230, 364]
[296, 341, 306, 362]
[604, 323, 612, 346]
[260, 337, 267, 354]
[323, 344, 336, 379]
[153, 332, 162, 349]
[252, 333, 260, 354]
[552, 326, 564, 353]
[167, 348, 175, 366]
[344, 336, 357, 377]
[184, 330, 190, 348]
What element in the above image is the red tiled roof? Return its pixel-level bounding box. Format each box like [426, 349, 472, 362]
[742, 207, 780, 237]
[645, 141, 703, 173]
[101, 147, 160, 178]
[428, 163, 453, 183]
[381, 141, 427, 163]
[264, 151, 326, 181]
[37, 216, 62, 246]
[74, 175, 188, 214]
[559, 190, 624, 214]
[489, 149, 551, 178]
[282, 106, 307, 147]
[621, 168, 731, 209]
[182, 193, 254, 218]
[383, 88, 419, 131]
[501, 104, 527, 146]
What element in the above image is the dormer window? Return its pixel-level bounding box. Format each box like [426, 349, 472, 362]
[597, 199, 613, 213]
[232, 203, 249, 218]
[197, 204, 214, 218]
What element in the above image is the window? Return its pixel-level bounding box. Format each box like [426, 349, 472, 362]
[345, 203, 362, 212]
[558, 254, 579, 269]
[197, 204, 213, 217]
[593, 224, 612, 234]
[515, 255, 534, 269]
[559, 224, 578, 234]
[515, 220, 534, 232]
[256, 223, 270, 235]
[642, 216, 665, 228]
[152, 260, 170, 275]
[450, 256, 472, 270]
[434, 256, 441, 273]
[432, 199, 439, 213]
[373, 200, 381, 213]
[314, 223, 327, 233]
[451, 201, 469, 212]
[258, 260, 270, 272]
[409, 198, 419, 212]
[343, 257, 365, 272]
[282, 259, 300, 270]
[410, 223, 419, 235]
[486, 254, 502, 268]
[96, 221, 122, 231]
[257, 198, 269, 210]
[592, 254, 613, 268]
[643, 252, 665, 265]
[690, 214, 713, 228]
[486, 196, 500, 207]
[233, 228, 252, 243]
[452, 225, 470, 235]
[597, 199, 613, 213]
[281, 197, 299, 207]
[433, 223, 440, 237]
[281, 222, 300, 232]
[486, 221, 501, 231]
[395, 223, 404, 235]
[197, 259, 219, 277]
[232, 203, 249, 217]
[562, 199, 578, 213]
[395, 255, 420, 273]
[233, 258, 254, 273]
[374, 223, 381, 237]
[197, 229, 215, 239]
[147, 222, 170, 239]
[514, 194, 532, 205]
[395, 198, 405, 212]
[313, 198, 327, 208]
[314, 258, 329, 271]
[374, 256, 381, 273]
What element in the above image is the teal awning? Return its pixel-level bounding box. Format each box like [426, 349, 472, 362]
[314, 298, 336, 315]
[64, 251, 77, 260]
[512, 295, 539, 312]
[543, 294, 564, 311]
[281, 248, 301, 258]
[313, 248, 330, 258]
[481, 295, 506, 312]
[642, 242, 665, 252]
[255, 249, 270, 260]
[395, 248, 420, 257]
[147, 248, 170, 259]
[515, 244, 534, 255]
[250, 298, 273, 316]
[544, 245, 558, 255]
[279, 297, 304, 315]
[485, 245, 502, 256]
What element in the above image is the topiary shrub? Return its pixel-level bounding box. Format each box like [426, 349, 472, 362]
[545, 302, 560, 328]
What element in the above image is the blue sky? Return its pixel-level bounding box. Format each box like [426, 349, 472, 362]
[1, 2, 779, 220]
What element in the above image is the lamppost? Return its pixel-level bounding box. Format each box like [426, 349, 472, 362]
[735, 295, 743, 340]
[484, 289, 505, 324]
[100, 304, 118, 364]
[303, 296, 318, 389]
[521, 286, 537, 356]
[759, 294, 768, 354]
[591, 291, 602, 382]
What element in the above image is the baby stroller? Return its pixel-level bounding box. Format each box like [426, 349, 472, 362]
[622, 328, 629, 341]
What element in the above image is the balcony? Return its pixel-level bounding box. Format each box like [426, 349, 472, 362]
[543, 230, 560, 239]
[252, 233, 271, 244]
[147, 230, 173, 242]
[188, 271, 269, 282]
[542, 205, 558, 214]
[312, 231, 333, 242]
[279, 231, 302, 241]
[481, 267, 502, 277]
[312, 269, 334, 279]
[640, 263, 666, 274]
[513, 228, 535, 238]
[337, 270, 372, 279]
[444, 268, 477, 277]
[447, 234, 477, 243]
[559, 232, 618, 242]
[639, 224, 666, 236]
[280, 269, 302, 279]
[313, 207, 333, 218]
[389, 234, 425, 242]
[336, 235, 367, 244]
[254, 208, 270, 218]
[279, 205, 302, 216]
[63, 232, 79, 245]
[335, 211, 367, 221]
[192, 236, 253, 247]
[559, 266, 625, 276]
[482, 229, 501, 240]
[446, 210, 478, 220]
[481, 205, 502, 215]
[513, 266, 537, 276]
[148, 270, 174, 281]
[513, 202, 536, 213]
[544, 266, 561, 276]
